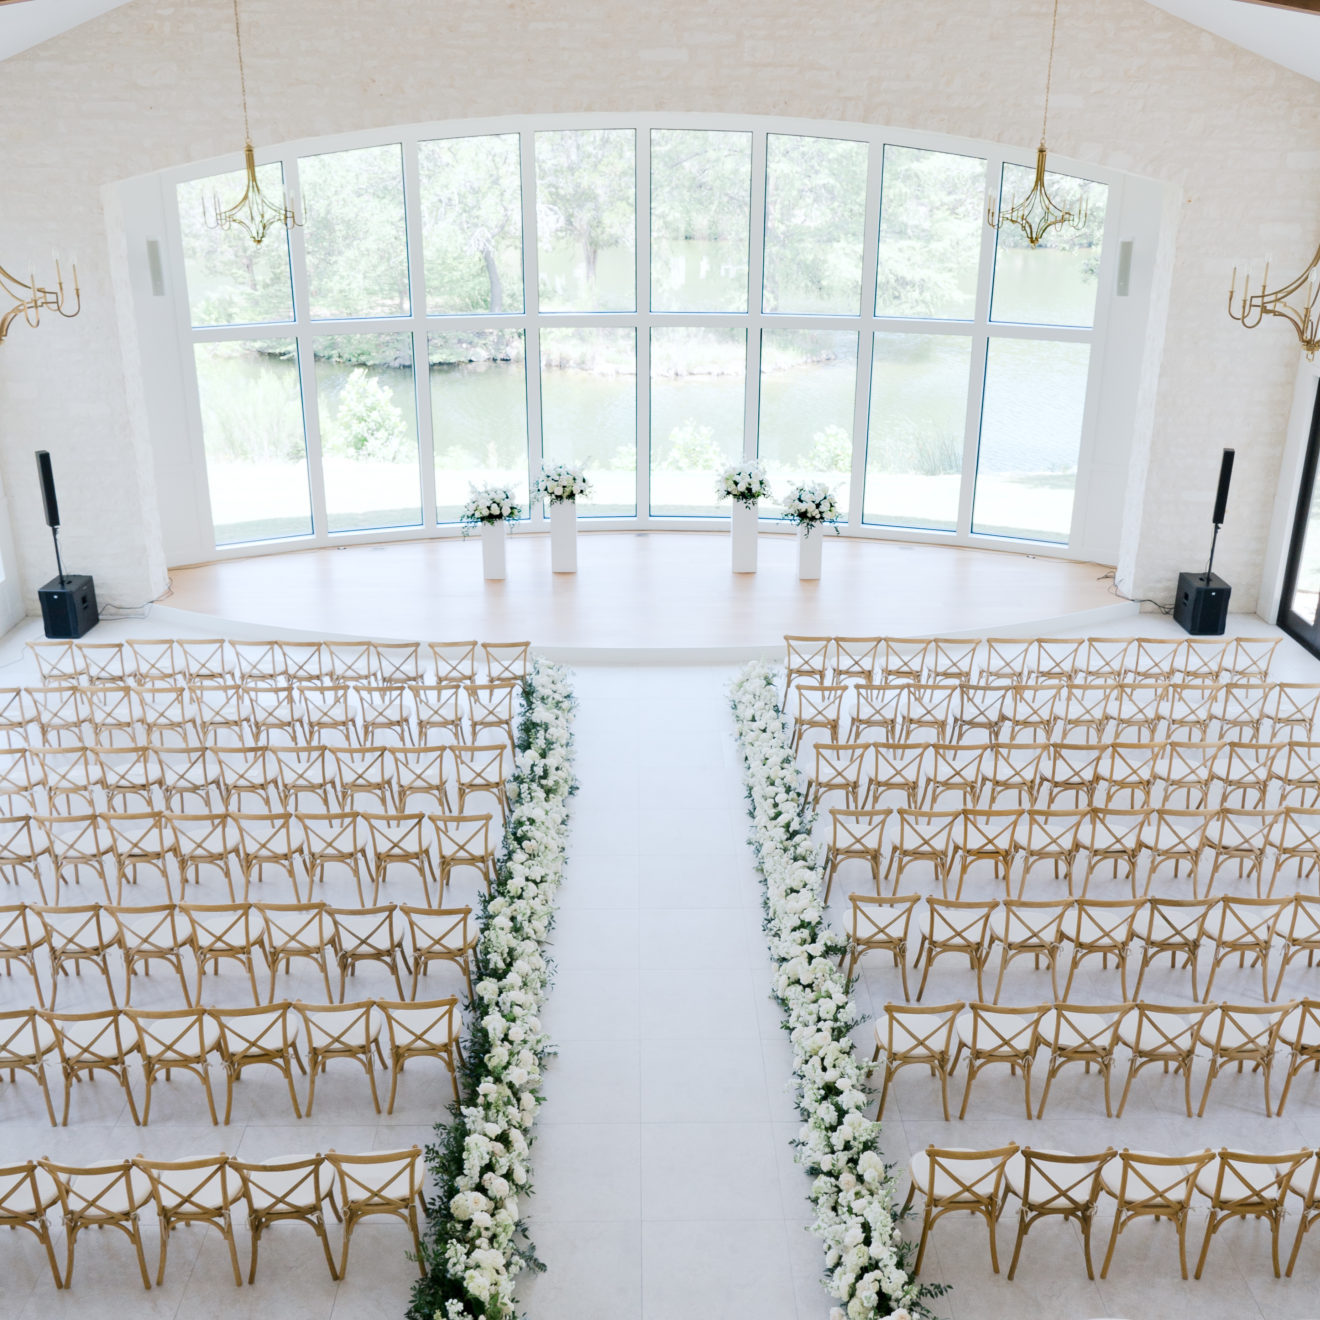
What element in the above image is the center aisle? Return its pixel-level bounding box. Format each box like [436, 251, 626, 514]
[518, 665, 824, 1319]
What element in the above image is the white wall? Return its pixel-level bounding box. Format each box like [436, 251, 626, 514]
[1, 0, 1318, 612]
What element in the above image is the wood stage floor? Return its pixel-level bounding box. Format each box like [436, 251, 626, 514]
[162, 531, 1132, 655]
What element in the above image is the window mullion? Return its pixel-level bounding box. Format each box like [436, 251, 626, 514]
[849, 139, 884, 531]
[520, 128, 545, 527]
[285, 156, 329, 545]
[637, 128, 650, 522]
[744, 131, 768, 464]
[961, 154, 1002, 538]
[402, 136, 437, 528]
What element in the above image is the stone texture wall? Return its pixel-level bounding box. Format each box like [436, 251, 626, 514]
[1, 0, 1317, 610]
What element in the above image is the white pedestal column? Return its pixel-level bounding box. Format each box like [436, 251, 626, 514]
[730, 501, 758, 573]
[480, 521, 507, 580]
[797, 524, 822, 580]
[550, 500, 578, 573]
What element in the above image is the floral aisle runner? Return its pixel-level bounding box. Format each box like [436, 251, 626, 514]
[410, 660, 576, 1320]
[729, 662, 942, 1320]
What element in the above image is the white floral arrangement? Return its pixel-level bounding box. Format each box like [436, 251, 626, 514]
[411, 659, 577, 1320]
[460, 484, 521, 529]
[729, 662, 940, 1320]
[782, 482, 842, 535]
[716, 460, 772, 509]
[532, 462, 593, 505]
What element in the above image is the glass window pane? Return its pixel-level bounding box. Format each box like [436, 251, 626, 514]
[650, 328, 746, 517]
[430, 330, 529, 524]
[973, 339, 1090, 543]
[313, 334, 420, 533]
[176, 165, 294, 327]
[757, 330, 859, 517]
[535, 130, 635, 312]
[650, 130, 751, 313]
[419, 134, 524, 315]
[194, 339, 311, 545]
[863, 334, 970, 532]
[763, 134, 868, 315]
[539, 328, 636, 516]
[300, 144, 410, 320]
[876, 146, 984, 320]
[990, 165, 1108, 326]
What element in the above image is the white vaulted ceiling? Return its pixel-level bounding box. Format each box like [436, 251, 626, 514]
[0, 0, 135, 61]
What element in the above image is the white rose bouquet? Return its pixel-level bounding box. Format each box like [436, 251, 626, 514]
[782, 481, 841, 535]
[716, 460, 772, 509]
[460, 484, 521, 530]
[533, 463, 593, 504]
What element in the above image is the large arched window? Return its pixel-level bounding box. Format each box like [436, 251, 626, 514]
[167, 116, 1115, 553]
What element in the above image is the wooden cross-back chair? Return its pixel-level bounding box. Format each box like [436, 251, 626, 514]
[1269, 806, 1320, 896]
[866, 742, 926, 811]
[1099, 1148, 1214, 1280]
[394, 900, 477, 997]
[214, 746, 278, 813]
[887, 809, 958, 897]
[209, 1000, 305, 1122]
[362, 812, 436, 904]
[983, 637, 1031, 684]
[108, 902, 191, 1005]
[1080, 807, 1148, 896]
[1273, 898, 1320, 1001]
[981, 743, 1046, 808]
[1158, 740, 1223, 809]
[1270, 683, 1320, 741]
[190, 682, 251, 745]
[0, 814, 48, 901]
[789, 684, 847, 752]
[447, 743, 508, 819]
[1057, 683, 1118, 744]
[1283, 1150, 1320, 1277]
[465, 680, 520, 748]
[880, 638, 928, 685]
[231, 640, 286, 687]
[180, 901, 264, 1004]
[949, 809, 1021, 898]
[0, 1006, 59, 1125]
[1274, 741, 1320, 807]
[158, 746, 222, 812]
[1109, 685, 1165, 743]
[1005, 1147, 1115, 1281]
[34, 746, 97, 813]
[807, 742, 867, 811]
[302, 685, 356, 744]
[45, 1007, 141, 1126]
[248, 685, 306, 746]
[28, 639, 83, 683]
[0, 905, 47, 1008]
[324, 1147, 425, 1278]
[1228, 636, 1280, 682]
[378, 998, 463, 1109]
[98, 747, 166, 816]
[44, 1158, 155, 1290]
[0, 747, 39, 812]
[135, 685, 198, 747]
[902, 683, 960, 744]
[35, 903, 118, 1006]
[1126, 637, 1182, 682]
[103, 811, 173, 902]
[1201, 807, 1278, 898]
[1115, 1002, 1214, 1118]
[1062, 898, 1143, 1001]
[0, 1160, 63, 1285]
[29, 687, 89, 747]
[870, 1000, 962, 1120]
[1195, 1001, 1291, 1118]
[1216, 742, 1284, 809]
[922, 743, 984, 809]
[137, 1152, 243, 1288]
[1035, 1001, 1132, 1118]
[1180, 637, 1230, 683]
[278, 640, 327, 685]
[333, 745, 396, 812]
[823, 808, 889, 901]
[169, 811, 234, 899]
[392, 746, 450, 814]
[987, 898, 1069, 1002]
[176, 638, 229, 683]
[87, 684, 139, 746]
[952, 1001, 1049, 1119]
[231, 1153, 338, 1283]
[357, 684, 413, 746]
[371, 641, 423, 684]
[1193, 1148, 1309, 1281]
[1038, 743, 1102, 808]
[1133, 897, 1210, 1000]
[927, 637, 978, 685]
[129, 1005, 222, 1126]
[903, 1143, 1018, 1275]
[841, 892, 919, 990]
[482, 640, 530, 682]
[232, 812, 303, 901]
[325, 640, 374, 683]
[831, 636, 882, 685]
[1016, 809, 1086, 897]
[1029, 638, 1082, 684]
[1140, 808, 1207, 895]
[258, 901, 336, 1002]
[1214, 687, 1272, 743]
[127, 638, 180, 684]
[410, 681, 467, 745]
[1162, 683, 1220, 741]
[952, 683, 1008, 744]
[332, 903, 408, 1000]
[1201, 895, 1285, 1002]
[431, 813, 497, 896]
[37, 814, 115, 902]
[267, 744, 335, 812]
[300, 812, 369, 901]
[297, 998, 385, 1116]
[1080, 637, 1132, 684]
[913, 897, 995, 1000]
[429, 640, 478, 685]
[1095, 741, 1163, 809]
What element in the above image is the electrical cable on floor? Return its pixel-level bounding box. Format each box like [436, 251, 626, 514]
[98, 576, 175, 620]
[1096, 569, 1173, 615]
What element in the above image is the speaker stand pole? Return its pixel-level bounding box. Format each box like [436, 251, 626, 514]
[50, 526, 68, 587]
[1203, 522, 1221, 585]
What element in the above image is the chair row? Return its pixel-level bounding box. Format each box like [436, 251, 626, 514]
[810, 740, 1320, 815]
[0, 808, 501, 907]
[824, 802, 1320, 901]
[905, 1144, 1320, 1283]
[2, 1145, 426, 1289]
[0, 742, 510, 818]
[846, 891, 1320, 1003]
[783, 634, 1280, 688]
[27, 637, 530, 685]
[6, 681, 521, 749]
[1, 996, 463, 1127]
[873, 997, 1320, 1122]
[792, 682, 1320, 748]
[1, 900, 479, 1008]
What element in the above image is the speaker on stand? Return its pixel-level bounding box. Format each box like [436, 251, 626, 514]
[35, 450, 98, 639]
[1173, 448, 1233, 636]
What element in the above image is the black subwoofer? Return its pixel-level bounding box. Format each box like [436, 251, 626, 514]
[1173, 571, 1230, 636]
[38, 574, 99, 639]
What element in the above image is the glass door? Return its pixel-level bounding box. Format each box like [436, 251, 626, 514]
[1279, 381, 1320, 654]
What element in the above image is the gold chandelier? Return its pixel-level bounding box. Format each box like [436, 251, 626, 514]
[203, 0, 299, 245]
[987, 0, 1088, 247]
[0, 257, 80, 346]
[1228, 243, 1320, 359]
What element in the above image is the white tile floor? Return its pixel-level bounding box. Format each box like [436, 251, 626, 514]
[5, 609, 1320, 1318]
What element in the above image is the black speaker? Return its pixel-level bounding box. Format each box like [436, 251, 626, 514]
[1212, 449, 1235, 526]
[1174, 571, 1231, 636]
[38, 574, 98, 640]
[36, 451, 60, 528]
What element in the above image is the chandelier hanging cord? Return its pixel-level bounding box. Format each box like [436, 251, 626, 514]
[1040, 0, 1059, 147]
[232, 0, 252, 145]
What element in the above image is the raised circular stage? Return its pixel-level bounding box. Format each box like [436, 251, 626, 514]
[159, 530, 1134, 657]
